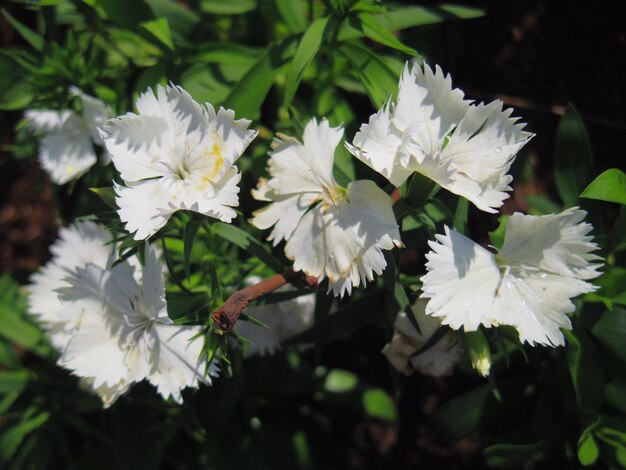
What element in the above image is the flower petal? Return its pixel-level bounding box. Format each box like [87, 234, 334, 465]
[441, 100, 533, 212]
[500, 208, 603, 280]
[420, 226, 501, 331]
[116, 179, 175, 240]
[491, 269, 593, 346]
[346, 103, 414, 186]
[147, 324, 211, 403]
[38, 113, 97, 184]
[394, 63, 470, 152]
[100, 114, 172, 182]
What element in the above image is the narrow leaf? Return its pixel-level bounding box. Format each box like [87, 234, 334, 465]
[1, 8, 44, 51]
[89, 187, 118, 209]
[199, 0, 257, 14]
[284, 16, 331, 108]
[554, 103, 594, 207]
[183, 220, 201, 280]
[275, 0, 308, 33]
[338, 42, 399, 108]
[453, 197, 468, 235]
[224, 36, 298, 119]
[212, 222, 284, 273]
[288, 288, 385, 344]
[338, 4, 485, 41]
[140, 18, 174, 50]
[351, 13, 416, 55]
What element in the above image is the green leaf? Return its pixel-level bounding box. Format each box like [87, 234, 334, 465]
[564, 326, 605, 411]
[284, 16, 331, 108]
[362, 388, 397, 421]
[453, 197, 468, 235]
[594, 417, 626, 469]
[338, 41, 399, 108]
[338, 4, 484, 41]
[0, 303, 43, 351]
[89, 187, 118, 209]
[580, 169, 626, 205]
[381, 252, 410, 312]
[349, 13, 416, 55]
[0, 371, 29, 394]
[407, 172, 436, 205]
[1, 8, 44, 51]
[524, 194, 561, 215]
[288, 288, 385, 344]
[90, 0, 153, 28]
[140, 18, 174, 50]
[110, 28, 163, 67]
[431, 383, 492, 440]
[485, 441, 545, 468]
[488, 215, 509, 251]
[212, 223, 284, 273]
[554, 104, 594, 207]
[0, 82, 33, 110]
[183, 220, 201, 280]
[312, 289, 334, 362]
[592, 307, 626, 364]
[199, 0, 256, 14]
[324, 369, 358, 393]
[275, 0, 307, 33]
[195, 43, 262, 64]
[224, 36, 298, 120]
[144, 0, 200, 43]
[0, 410, 49, 463]
[578, 432, 600, 466]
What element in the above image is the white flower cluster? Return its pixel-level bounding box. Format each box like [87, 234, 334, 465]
[382, 299, 464, 377]
[421, 208, 602, 346]
[28, 221, 214, 407]
[26, 60, 604, 399]
[26, 88, 112, 184]
[251, 119, 403, 297]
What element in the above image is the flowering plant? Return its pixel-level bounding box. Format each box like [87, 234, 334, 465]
[2, 1, 626, 468]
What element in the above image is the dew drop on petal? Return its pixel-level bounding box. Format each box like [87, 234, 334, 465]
[495, 146, 503, 153]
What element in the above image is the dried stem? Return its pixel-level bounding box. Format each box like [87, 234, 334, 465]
[211, 269, 318, 332]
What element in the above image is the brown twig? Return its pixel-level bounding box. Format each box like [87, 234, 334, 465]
[210, 269, 318, 332]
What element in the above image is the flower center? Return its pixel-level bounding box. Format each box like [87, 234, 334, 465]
[319, 184, 347, 210]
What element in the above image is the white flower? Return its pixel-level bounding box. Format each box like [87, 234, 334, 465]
[420, 208, 603, 346]
[56, 243, 215, 407]
[251, 118, 402, 297]
[382, 299, 463, 377]
[25, 88, 112, 184]
[99, 84, 257, 240]
[346, 63, 533, 213]
[234, 277, 316, 356]
[27, 221, 114, 350]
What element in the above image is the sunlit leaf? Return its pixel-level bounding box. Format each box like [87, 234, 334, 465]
[580, 169, 626, 206]
[284, 16, 331, 108]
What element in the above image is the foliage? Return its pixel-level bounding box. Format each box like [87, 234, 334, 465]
[1, 0, 625, 468]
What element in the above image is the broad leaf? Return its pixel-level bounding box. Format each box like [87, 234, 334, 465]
[580, 169, 626, 206]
